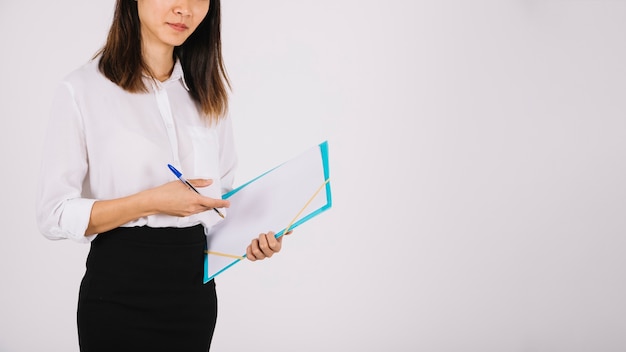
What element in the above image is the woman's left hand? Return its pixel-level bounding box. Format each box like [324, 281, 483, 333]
[246, 231, 292, 261]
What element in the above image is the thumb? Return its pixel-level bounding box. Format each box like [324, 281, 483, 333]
[187, 179, 214, 188]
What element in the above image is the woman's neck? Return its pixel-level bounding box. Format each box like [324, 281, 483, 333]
[142, 45, 175, 82]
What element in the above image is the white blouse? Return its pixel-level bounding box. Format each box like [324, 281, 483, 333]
[36, 58, 237, 243]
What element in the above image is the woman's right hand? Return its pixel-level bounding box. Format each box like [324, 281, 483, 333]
[86, 179, 229, 236]
[145, 179, 230, 217]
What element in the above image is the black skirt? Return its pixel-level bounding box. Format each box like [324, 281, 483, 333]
[77, 225, 217, 352]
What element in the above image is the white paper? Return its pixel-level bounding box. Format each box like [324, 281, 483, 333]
[204, 143, 331, 280]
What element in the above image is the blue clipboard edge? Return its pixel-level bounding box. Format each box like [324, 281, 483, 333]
[203, 141, 333, 283]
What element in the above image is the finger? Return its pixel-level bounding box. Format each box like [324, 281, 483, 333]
[263, 232, 282, 255]
[187, 179, 214, 188]
[246, 244, 257, 261]
[249, 238, 265, 260]
[257, 233, 274, 258]
[199, 197, 230, 210]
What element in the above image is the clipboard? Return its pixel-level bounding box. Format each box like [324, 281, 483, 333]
[203, 141, 332, 283]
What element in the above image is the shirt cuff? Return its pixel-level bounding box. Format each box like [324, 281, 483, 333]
[59, 198, 98, 243]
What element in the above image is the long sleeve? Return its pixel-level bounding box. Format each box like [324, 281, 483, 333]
[36, 82, 97, 243]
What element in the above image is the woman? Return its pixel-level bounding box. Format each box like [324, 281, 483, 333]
[36, 0, 284, 350]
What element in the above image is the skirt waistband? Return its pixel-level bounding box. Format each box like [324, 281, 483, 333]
[85, 224, 208, 286]
[93, 224, 206, 246]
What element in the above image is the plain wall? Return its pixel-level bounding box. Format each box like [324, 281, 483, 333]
[1, 0, 625, 351]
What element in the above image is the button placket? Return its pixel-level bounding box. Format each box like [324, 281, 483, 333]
[152, 81, 189, 227]
[153, 82, 180, 166]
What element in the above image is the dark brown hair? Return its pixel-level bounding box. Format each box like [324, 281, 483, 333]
[97, 0, 230, 120]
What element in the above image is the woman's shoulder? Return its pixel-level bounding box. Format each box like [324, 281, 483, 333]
[60, 58, 111, 91]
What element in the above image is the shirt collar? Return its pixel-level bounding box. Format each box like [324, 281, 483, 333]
[143, 59, 190, 91]
[169, 59, 190, 91]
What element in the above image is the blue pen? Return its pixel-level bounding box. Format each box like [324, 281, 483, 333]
[167, 164, 225, 218]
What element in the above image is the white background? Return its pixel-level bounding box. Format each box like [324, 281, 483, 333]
[1, 0, 626, 351]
